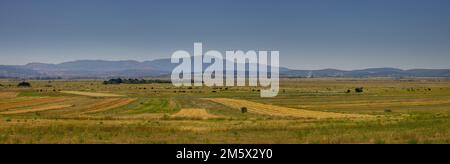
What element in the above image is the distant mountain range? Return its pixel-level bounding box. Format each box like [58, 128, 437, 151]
[1, 59, 450, 79]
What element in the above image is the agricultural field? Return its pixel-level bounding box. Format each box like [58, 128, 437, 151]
[0, 78, 449, 144]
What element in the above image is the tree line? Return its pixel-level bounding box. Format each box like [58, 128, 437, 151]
[103, 78, 171, 85]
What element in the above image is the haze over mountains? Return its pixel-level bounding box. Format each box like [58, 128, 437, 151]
[1, 59, 450, 79]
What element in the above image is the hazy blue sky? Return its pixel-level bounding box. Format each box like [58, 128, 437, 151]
[0, 0, 449, 69]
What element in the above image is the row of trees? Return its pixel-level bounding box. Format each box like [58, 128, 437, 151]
[18, 81, 32, 87]
[103, 78, 171, 85]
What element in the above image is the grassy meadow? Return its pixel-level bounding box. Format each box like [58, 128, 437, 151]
[0, 78, 449, 144]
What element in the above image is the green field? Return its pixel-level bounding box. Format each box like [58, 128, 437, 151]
[0, 78, 449, 144]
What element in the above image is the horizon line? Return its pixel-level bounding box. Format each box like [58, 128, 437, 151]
[1, 58, 450, 71]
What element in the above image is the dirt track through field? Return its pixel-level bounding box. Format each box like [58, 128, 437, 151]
[60, 91, 124, 97]
[206, 98, 371, 119]
[0, 104, 73, 115]
[171, 108, 221, 119]
[79, 98, 136, 114]
[0, 97, 66, 111]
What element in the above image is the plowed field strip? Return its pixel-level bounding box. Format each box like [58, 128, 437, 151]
[0, 104, 73, 114]
[80, 98, 136, 114]
[0, 97, 66, 111]
[206, 98, 371, 119]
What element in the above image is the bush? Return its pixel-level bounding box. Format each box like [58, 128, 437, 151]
[384, 109, 392, 113]
[241, 107, 248, 113]
[355, 87, 364, 93]
[18, 81, 31, 88]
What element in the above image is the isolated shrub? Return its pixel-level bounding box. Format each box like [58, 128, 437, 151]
[346, 89, 351, 93]
[17, 81, 31, 88]
[384, 109, 392, 113]
[355, 87, 364, 93]
[241, 107, 248, 113]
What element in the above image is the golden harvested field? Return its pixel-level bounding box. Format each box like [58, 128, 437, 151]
[79, 98, 137, 114]
[206, 98, 370, 119]
[0, 97, 66, 111]
[0, 78, 449, 144]
[60, 91, 124, 97]
[0, 92, 18, 98]
[0, 104, 73, 115]
[171, 108, 222, 119]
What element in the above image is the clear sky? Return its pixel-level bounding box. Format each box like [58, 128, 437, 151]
[0, 0, 449, 70]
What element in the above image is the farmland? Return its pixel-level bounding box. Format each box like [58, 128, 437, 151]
[0, 78, 449, 144]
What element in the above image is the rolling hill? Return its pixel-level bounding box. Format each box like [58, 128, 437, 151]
[1, 59, 450, 79]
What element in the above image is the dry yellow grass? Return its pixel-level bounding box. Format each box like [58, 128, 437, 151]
[0, 104, 73, 115]
[79, 98, 136, 114]
[171, 108, 222, 119]
[0, 97, 34, 104]
[0, 92, 18, 98]
[206, 98, 371, 119]
[60, 91, 124, 97]
[0, 97, 66, 111]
